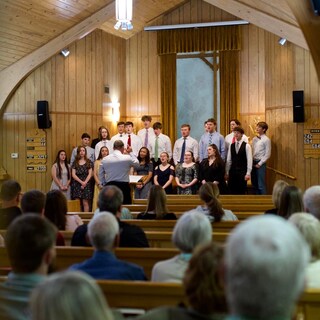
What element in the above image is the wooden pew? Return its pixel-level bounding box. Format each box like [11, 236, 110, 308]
[0, 246, 179, 279]
[67, 199, 81, 212]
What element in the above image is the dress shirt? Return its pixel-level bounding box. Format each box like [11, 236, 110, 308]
[225, 132, 248, 158]
[173, 136, 199, 164]
[94, 140, 113, 159]
[225, 140, 253, 175]
[252, 134, 271, 166]
[123, 133, 143, 156]
[149, 133, 172, 159]
[70, 146, 95, 165]
[138, 128, 156, 148]
[199, 131, 226, 161]
[110, 133, 126, 144]
[99, 150, 139, 185]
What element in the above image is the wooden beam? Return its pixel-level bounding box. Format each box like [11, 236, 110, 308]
[0, 2, 115, 114]
[285, 0, 320, 82]
[203, 0, 308, 50]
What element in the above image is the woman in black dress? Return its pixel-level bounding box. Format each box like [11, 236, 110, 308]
[71, 146, 93, 212]
[199, 144, 227, 194]
[154, 152, 175, 194]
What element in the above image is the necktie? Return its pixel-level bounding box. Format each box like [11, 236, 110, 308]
[232, 135, 236, 143]
[144, 129, 149, 147]
[154, 136, 159, 161]
[120, 134, 122, 137]
[127, 134, 131, 147]
[209, 133, 213, 145]
[236, 141, 240, 153]
[180, 138, 186, 163]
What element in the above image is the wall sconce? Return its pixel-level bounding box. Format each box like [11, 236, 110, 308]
[112, 101, 120, 122]
[278, 38, 287, 46]
[114, 0, 133, 30]
[61, 49, 70, 57]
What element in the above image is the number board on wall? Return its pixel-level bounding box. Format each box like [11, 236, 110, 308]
[26, 129, 47, 172]
[304, 119, 320, 158]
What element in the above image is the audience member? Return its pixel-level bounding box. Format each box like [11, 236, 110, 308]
[0, 214, 56, 320]
[50, 150, 71, 199]
[153, 152, 175, 194]
[303, 185, 320, 219]
[199, 144, 227, 194]
[289, 212, 320, 288]
[175, 151, 198, 195]
[30, 271, 114, 320]
[199, 118, 225, 161]
[251, 121, 271, 195]
[173, 123, 199, 165]
[134, 147, 153, 199]
[0, 179, 22, 229]
[70, 133, 95, 165]
[196, 182, 238, 222]
[69, 212, 146, 280]
[137, 185, 177, 220]
[265, 180, 289, 214]
[71, 185, 149, 247]
[136, 242, 226, 320]
[71, 146, 94, 212]
[99, 140, 139, 204]
[225, 126, 252, 195]
[45, 190, 83, 231]
[225, 215, 310, 320]
[151, 210, 212, 282]
[278, 185, 304, 219]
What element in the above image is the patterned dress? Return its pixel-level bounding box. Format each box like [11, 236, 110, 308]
[71, 161, 94, 200]
[175, 163, 198, 195]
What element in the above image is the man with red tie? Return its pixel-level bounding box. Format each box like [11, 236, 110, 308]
[124, 121, 143, 157]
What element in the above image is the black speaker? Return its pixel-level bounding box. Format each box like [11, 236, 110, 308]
[37, 101, 52, 129]
[293, 90, 304, 123]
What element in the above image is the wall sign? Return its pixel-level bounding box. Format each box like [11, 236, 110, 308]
[26, 129, 47, 172]
[304, 119, 320, 158]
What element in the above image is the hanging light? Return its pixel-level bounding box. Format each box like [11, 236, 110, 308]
[114, 0, 133, 31]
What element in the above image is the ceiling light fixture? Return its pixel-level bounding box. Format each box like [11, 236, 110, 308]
[278, 38, 287, 46]
[60, 49, 70, 57]
[144, 20, 249, 31]
[114, 0, 133, 31]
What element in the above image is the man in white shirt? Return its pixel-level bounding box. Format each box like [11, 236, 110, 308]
[137, 115, 155, 150]
[251, 121, 271, 195]
[149, 122, 172, 167]
[94, 126, 112, 159]
[225, 127, 252, 195]
[110, 121, 126, 144]
[70, 133, 95, 165]
[225, 119, 248, 159]
[124, 121, 143, 157]
[173, 124, 199, 165]
[99, 140, 139, 204]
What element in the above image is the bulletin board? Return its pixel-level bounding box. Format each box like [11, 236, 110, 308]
[26, 129, 47, 172]
[304, 119, 320, 158]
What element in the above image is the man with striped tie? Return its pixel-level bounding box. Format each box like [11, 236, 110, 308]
[138, 115, 155, 152]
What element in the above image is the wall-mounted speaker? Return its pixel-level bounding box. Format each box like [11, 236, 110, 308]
[293, 90, 305, 123]
[37, 101, 52, 129]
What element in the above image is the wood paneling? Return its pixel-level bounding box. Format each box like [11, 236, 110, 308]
[0, 29, 125, 192]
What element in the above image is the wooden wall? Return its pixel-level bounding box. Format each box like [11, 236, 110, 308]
[0, 30, 126, 192]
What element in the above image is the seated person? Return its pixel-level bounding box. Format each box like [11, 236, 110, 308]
[69, 212, 147, 280]
[30, 271, 114, 320]
[151, 210, 212, 282]
[137, 185, 177, 220]
[135, 242, 227, 319]
[0, 179, 22, 229]
[264, 180, 289, 214]
[196, 182, 238, 222]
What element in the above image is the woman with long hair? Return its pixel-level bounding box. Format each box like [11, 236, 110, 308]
[134, 147, 153, 199]
[71, 146, 93, 212]
[45, 189, 83, 231]
[92, 146, 109, 212]
[278, 185, 304, 219]
[196, 182, 238, 222]
[50, 150, 71, 199]
[175, 151, 198, 195]
[137, 185, 176, 220]
[154, 152, 175, 194]
[199, 144, 227, 194]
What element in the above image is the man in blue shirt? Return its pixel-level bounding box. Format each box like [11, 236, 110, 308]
[199, 118, 226, 161]
[70, 211, 147, 280]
